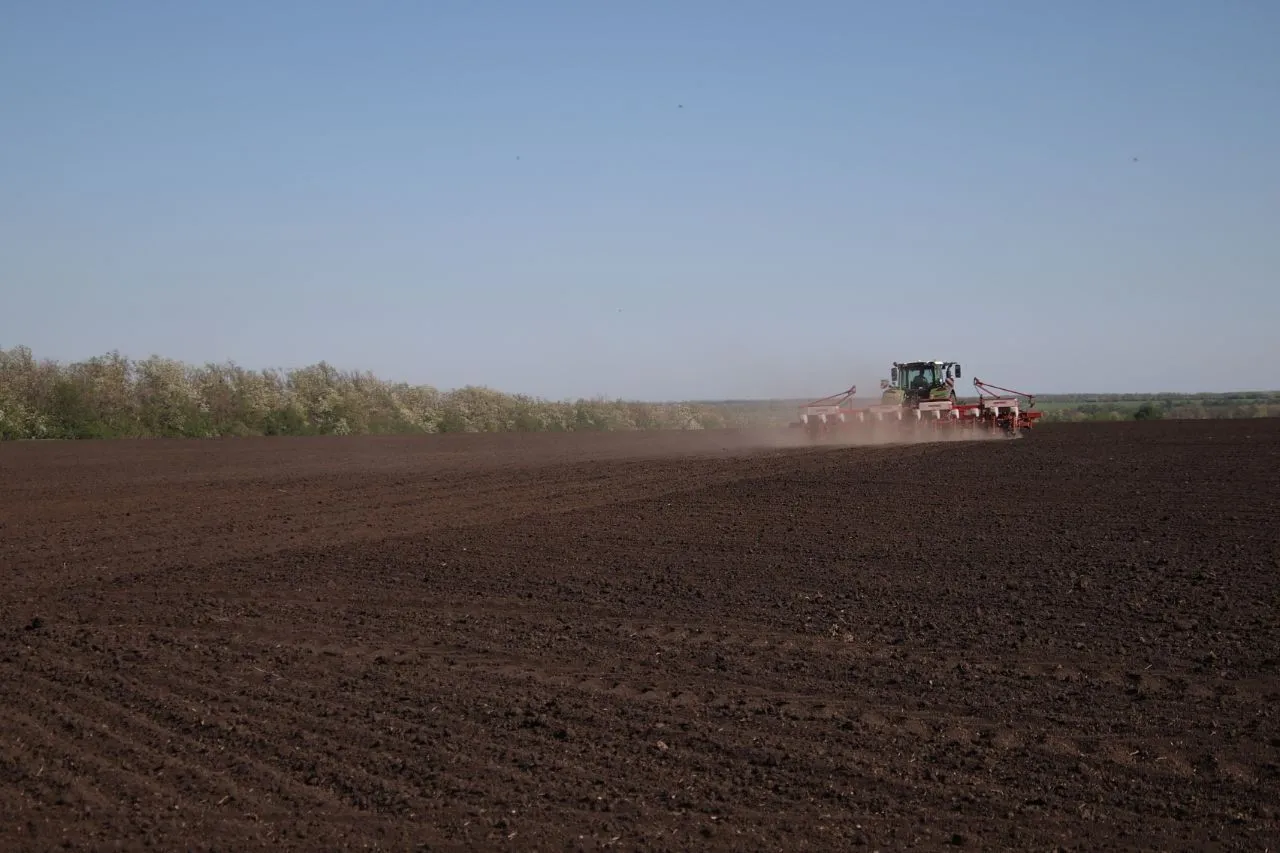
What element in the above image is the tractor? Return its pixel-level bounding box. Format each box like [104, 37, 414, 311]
[884, 361, 960, 408]
[793, 359, 1041, 439]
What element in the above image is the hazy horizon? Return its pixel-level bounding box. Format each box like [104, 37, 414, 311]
[5, 340, 1278, 404]
[3, 2, 1277, 400]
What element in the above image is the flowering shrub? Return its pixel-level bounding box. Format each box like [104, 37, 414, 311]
[0, 345, 786, 439]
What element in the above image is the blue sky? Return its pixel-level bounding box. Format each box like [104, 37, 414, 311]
[2, 1, 1277, 399]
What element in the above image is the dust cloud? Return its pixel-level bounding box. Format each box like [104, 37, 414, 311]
[726, 422, 1013, 452]
[632, 420, 1015, 463]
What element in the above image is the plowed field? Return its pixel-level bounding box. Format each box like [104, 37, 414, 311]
[2, 421, 1278, 851]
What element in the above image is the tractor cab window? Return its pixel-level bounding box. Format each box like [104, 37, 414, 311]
[907, 366, 937, 389]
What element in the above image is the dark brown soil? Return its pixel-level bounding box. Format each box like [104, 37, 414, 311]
[2, 421, 1278, 851]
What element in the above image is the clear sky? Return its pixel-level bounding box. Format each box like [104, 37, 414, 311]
[2, 1, 1277, 400]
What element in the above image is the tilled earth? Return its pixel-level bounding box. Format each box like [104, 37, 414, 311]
[1, 421, 1278, 851]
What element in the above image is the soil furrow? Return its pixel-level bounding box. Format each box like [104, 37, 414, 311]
[2, 421, 1277, 849]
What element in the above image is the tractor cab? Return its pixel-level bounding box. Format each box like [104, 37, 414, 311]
[887, 361, 961, 407]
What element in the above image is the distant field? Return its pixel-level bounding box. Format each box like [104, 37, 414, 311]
[699, 392, 1280, 424]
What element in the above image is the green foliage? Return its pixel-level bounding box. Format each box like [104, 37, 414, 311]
[0, 345, 769, 440]
[1028, 393, 1279, 422]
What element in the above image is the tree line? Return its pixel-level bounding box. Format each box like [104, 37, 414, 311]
[1, 345, 1275, 439]
[1030, 395, 1280, 422]
[0, 346, 766, 439]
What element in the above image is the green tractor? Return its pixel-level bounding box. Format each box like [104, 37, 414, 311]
[881, 361, 961, 409]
